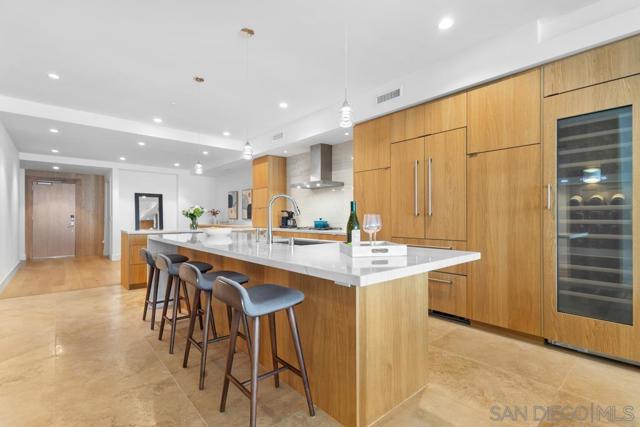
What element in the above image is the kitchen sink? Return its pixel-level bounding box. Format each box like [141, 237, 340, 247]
[272, 238, 332, 246]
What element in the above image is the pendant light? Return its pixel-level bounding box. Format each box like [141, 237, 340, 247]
[339, 26, 353, 128]
[194, 161, 203, 175]
[241, 27, 255, 160]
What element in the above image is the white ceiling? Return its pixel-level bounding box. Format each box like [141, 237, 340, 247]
[0, 0, 604, 169]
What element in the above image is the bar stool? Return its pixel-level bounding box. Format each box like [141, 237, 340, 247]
[213, 276, 315, 427]
[139, 248, 188, 330]
[179, 263, 251, 390]
[156, 254, 213, 354]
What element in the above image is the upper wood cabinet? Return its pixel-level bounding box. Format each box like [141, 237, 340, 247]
[544, 34, 640, 97]
[252, 156, 286, 228]
[405, 104, 425, 140]
[390, 138, 425, 238]
[354, 168, 391, 242]
[467, 69, 541, 154]
[424, 92, 466, 135]
[424, 128, 466, 241]
[467, 144, 542, 336]
[354, 116, 391, 172]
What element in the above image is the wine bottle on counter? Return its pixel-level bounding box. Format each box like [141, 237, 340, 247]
[346, 201, 361, 245]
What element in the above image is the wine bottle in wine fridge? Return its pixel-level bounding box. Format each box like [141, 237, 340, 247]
[346, 201, 361, 245]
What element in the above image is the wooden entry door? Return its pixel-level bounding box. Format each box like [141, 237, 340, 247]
[32, 182, 76, 258]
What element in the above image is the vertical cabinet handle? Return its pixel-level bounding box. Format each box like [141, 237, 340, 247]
[427, 157, 433, 216]
[413, 160, 420, 216]
[546, 184, 553, 210]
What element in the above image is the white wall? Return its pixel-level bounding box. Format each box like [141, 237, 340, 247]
[178, 174, 217, 228]
[288, 141, 353, 229]
[0, 121, 20, 287]
[213, 163, 252, 224]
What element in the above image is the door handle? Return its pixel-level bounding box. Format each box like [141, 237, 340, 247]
[429, 277, 453, 285]
[423, 244, 453, 250]
[427, 157, 433, 216]
[546, 184, 553, 210]
[413, 160, 420, 217]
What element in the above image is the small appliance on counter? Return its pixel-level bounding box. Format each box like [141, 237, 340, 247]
[280, 210, 297, 228]
[313, 218, 330, 229]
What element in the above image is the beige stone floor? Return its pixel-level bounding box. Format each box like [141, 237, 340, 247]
[1, 267, 640, 426]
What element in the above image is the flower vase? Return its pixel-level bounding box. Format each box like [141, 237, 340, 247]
[189, 218, 198, 230]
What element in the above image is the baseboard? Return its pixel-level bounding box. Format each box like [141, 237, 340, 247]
[0, 260, 23, 293]
[110, 253, 121, 261]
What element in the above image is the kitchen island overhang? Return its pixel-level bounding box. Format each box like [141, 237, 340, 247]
[147, 233, 479, 427]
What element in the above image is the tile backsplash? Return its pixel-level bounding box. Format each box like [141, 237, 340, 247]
[287, 141, 353, 229]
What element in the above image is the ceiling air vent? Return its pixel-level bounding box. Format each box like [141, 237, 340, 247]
[272, 132, 284, 141]
[376, 88, 401, 104]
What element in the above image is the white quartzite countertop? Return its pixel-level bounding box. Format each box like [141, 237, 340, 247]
[148, 233, 480, 287]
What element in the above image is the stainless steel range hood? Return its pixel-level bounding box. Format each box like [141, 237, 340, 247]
[290, 143, 344, 189]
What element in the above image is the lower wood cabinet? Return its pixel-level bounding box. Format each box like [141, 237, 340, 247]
[273, 231, 345, 241]
[391, 238, 468, 276]
[120, 232, 148, 290]
[467, 144, 542, 336]
[428, 272, 467, 318]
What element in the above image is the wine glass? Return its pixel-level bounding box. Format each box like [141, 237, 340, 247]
[363, 214, 382, 245]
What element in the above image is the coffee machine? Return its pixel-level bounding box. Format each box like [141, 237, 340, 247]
[280, 210, 297, 228]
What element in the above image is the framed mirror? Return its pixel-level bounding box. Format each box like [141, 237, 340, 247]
[135, 193, 163, 230]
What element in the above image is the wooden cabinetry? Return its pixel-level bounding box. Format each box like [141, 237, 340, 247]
[467, 145, 542, 336]
[390, 137, 425, 238]
[467, 69, 541, 154]
[424, 92, 466, 134]
[425, 128, 466, 241]
[544, 34, 640, 97]
[273, 231, 345, 241]
[120, 232, 148, 290]
[354, 116, 390, 171]
[428, 272, 467, 318]
[354, 168, 391, 242]
[252, 156, 286, 228]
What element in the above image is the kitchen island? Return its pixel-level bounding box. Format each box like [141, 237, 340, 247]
[148, 233, 479, 427]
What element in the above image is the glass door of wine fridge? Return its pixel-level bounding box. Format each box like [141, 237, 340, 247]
[543, 75, 640, 363]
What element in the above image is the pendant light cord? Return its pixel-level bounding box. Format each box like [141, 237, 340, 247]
[344, 25, 348, 99]
[245, 31, 249, 144]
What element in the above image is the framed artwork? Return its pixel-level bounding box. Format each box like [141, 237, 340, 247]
[242, 189, 252, 220]
[227, 190, 238, 219]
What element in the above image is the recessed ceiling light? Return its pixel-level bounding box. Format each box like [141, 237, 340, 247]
[344, 132, 349, 136]
[202, 151, 209, 155]
[49, 128, 59, 133]
[137, 141, 146, 146]
[153, 117, 163, 123]
[51, 149, 59, 153]
[119, 156, 126, 161]
[47, 73, 60, 80]
[193, 76, 205, 83]
[52, 166, 60, 170]
[438, 16, 454, 30]
[283, 150, 288, 154]
[173, 163, 180, 167]
[222, 131, 231, 137]
[279, 102, 289, 109]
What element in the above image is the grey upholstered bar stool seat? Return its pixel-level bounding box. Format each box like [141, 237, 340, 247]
[179, 264, 251, 390]
[214, 276, 315, 427]
[156, 254, 213, 354]
[139, 248, 188, 330]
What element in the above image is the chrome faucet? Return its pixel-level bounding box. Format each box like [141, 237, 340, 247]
[266, 194, 301, 244]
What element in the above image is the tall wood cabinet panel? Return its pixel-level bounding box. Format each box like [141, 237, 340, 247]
[252, 156, 286, 228]
[425, 128, 466, 241]
[354, 116, 391, 172]
[543, 75, 640, 362]
[544, 34, 640, 97]
[467, 145, 542, 336]
[390, 138, 425, 238]
[424, 92, 467, 135]
[467, 69, 541, 154]
[354, 169, 391, 242]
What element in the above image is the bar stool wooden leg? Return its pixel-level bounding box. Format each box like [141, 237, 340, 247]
[268, 313, 280, 388]
[158, 274, 174, 340]
[287, 307, 315, 416]
[142, 266, 154, 321]
[198, 299, 204, 330]
[198, 291, 213, 390]
[220, 309, 241, 412]
[183, 288, 201, 368]
[169, 277, 181, 354]
[150, 268, 160, 330]
[180, 280, 192, 317]
[250, 316, 261, 427]
[242, 314, 253, 360]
